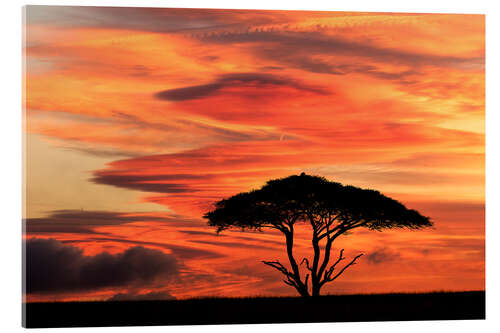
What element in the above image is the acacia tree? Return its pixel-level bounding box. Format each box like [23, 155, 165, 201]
[204, 173, 432, 297]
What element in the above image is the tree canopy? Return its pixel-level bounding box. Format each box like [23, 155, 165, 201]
[204, 173, 432, 297]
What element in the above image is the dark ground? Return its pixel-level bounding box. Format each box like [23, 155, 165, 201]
[23, 291, 485, 328]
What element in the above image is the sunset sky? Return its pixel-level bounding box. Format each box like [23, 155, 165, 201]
[23, 6, 484, 302]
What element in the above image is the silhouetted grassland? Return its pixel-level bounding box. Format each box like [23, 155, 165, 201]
[24, 291, 485, 328]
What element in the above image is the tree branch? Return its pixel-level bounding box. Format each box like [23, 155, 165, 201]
[300, 258, 313, 272]
[347, 220, 368, 230]
[316, 212, 341, 235]
[263, 260, 304, 292]
[283, 278, 299, 289]
[321, 251, 363, 286]
[311, 234, 321, 276]
[262, 260, 291, 277]
[316, 236, 336, 279]
[329, 253, 363, 281]
[317, 223, 345, 241]
[325, 249, 345, 277]
[262, 221, 315, 297]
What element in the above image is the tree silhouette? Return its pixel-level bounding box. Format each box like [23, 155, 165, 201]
[204, 173, 432, 297]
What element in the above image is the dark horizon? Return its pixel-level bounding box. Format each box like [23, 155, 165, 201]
[24, 291, 486, 328]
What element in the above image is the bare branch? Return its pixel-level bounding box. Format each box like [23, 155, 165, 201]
[321, 252, 363, 286]
[322, 249, 345, 281]
[283, 278, 298, 289]
[316, 238, 337, 279]
[329, 253, 363, 281]
[263, 259, 311, 296]
[331, 249, 345, 269]
[300, 258, 313, 272]
[262, 260, 291, 277]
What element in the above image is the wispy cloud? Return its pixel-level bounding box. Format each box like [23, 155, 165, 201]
[155, 72, 329, 101]
[366, 247, 401, 265]
[199, 30, 484, 71]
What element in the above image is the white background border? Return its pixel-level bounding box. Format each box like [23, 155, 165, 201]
[2, 0, 498, 332]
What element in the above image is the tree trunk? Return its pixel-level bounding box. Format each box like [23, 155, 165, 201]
[267, 227, 361, 298]
[285, 230, 310, 297]
[311, 233, 321, 297]
[311, 282, 320, 297]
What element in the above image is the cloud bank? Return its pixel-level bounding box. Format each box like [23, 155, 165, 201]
[25, 238, 178, 294]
